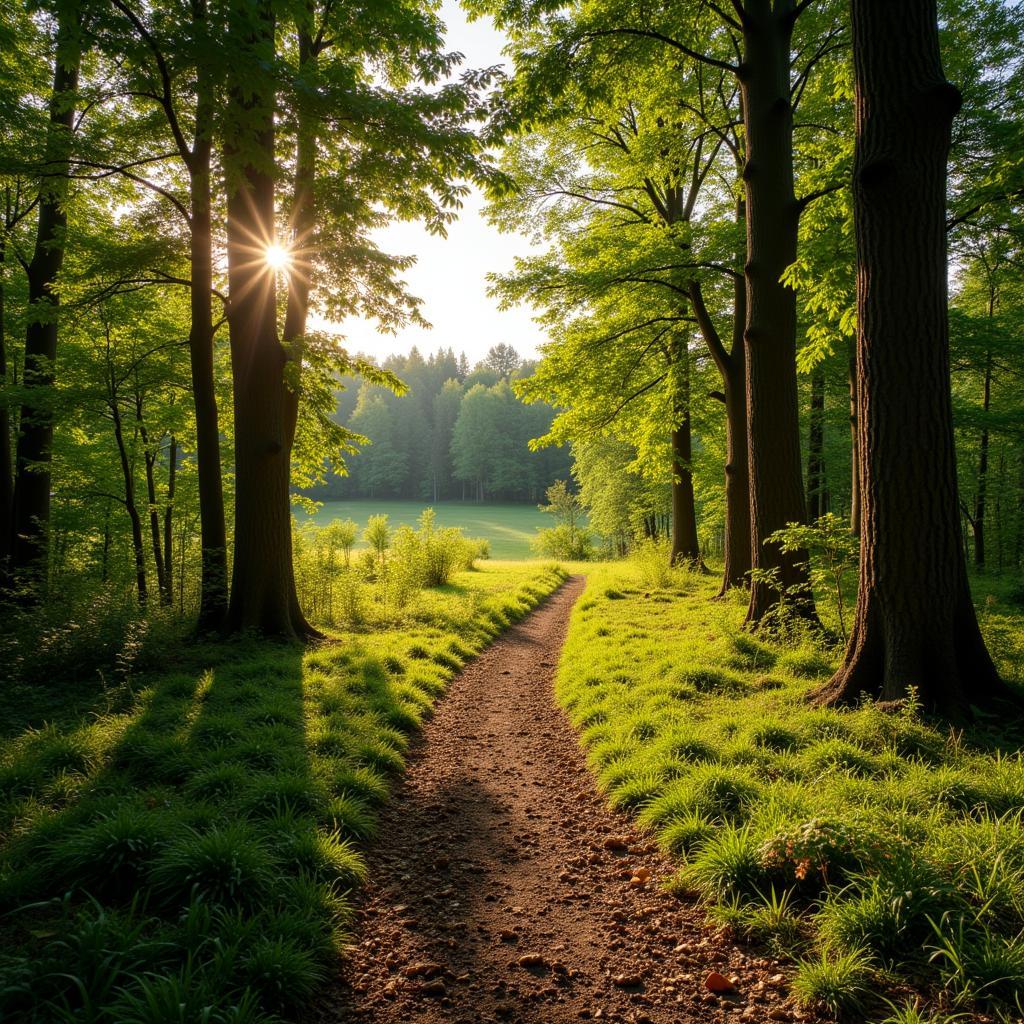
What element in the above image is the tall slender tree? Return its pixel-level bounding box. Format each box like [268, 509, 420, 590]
[7, 2, 82, 598]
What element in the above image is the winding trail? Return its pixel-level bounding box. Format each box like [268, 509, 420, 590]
[319, 576, 808, 1024]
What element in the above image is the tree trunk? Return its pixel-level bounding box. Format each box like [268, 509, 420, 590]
[7, 8, 82, 598]
[223, 2, 308, 638]
[815, 0, 1012, 716]
[847, 340, 860, 535]
[188, 42, 229, 629]
[807, 366, 827, 521]
[111, 396, 148, 607]
[163, 434, 176, 602]
[738, 6, 815, 626]
[669, 335, 701, 566]
[136, 396, 168, 603]
[973, 346, 992, 568]
[0, 239, 11, 574]
[689, 271, 751, 592]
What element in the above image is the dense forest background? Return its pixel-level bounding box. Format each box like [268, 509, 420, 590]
[310, 343, 571, 503]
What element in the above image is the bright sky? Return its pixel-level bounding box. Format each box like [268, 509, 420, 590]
[332, 1, 545, 365]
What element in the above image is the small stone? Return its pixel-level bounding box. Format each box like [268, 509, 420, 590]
[704, 972, 737, 993]
[518, 953, 547, 968]
[612, 974, 643, 988]
[420, 979, 447, 997]
[603, 836, 629, 851]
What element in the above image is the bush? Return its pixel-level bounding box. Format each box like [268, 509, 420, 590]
[532, 523, 595, 560]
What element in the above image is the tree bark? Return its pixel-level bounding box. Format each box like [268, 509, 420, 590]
[689, 272, 751, 592]
[973, 346, 992, 568]
[738, 4, 815, 626]
[669, 335, 701, 566]
[135, 393, 168, 603]
[110, 388, 148, 607]
[223, 2, 309, 638]
[7, 7, 82, 598]
[847, 340, 860, 535]
[807, 365, 827, 521]
[0, 238, 11, 574]
[163, 434, 176, 602]
[815, 0, 1012, 716]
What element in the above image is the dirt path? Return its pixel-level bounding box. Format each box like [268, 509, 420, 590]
[320, 576, 807, 1024]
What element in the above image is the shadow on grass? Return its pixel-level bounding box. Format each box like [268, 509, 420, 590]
[0, 635, 408, 1023]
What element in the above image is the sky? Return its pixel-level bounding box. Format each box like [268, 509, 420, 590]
[330, 1, 546, 365]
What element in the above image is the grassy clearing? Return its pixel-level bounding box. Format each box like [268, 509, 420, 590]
[302, 499, 571, 560]
[0, 561, 566, 1023]
[556, 563, 1024, 1022]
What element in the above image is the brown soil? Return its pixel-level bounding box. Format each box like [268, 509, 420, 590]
[319, 576, 814, 1024]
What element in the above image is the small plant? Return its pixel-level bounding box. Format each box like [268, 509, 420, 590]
[766, 514, 859, 641]
[792, 946, 874, 1018]
[534, 480, 594, 559]
[363, 514, 391, 567]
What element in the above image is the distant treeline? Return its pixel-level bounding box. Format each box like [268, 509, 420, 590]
[309, 344, 571, 503]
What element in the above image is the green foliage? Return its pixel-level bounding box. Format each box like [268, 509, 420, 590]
[0, 563, 567, 1022]
[556, 565, 1024, 1020]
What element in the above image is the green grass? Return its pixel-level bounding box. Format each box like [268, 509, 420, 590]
[0, 561, 567, 1023]
[556, 562, 1024, 1023]
[302, 499, 577, 560]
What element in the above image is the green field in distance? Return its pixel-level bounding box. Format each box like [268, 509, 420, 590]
[301, 499, 572, 560]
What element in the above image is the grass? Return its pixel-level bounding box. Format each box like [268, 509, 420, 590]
[0, 561, 567, 1023]
[556, 562, 1024, 1022]
[302, 499, 580, 560]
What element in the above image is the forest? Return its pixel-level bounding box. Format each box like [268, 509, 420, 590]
[311, 343, 572, 503]
[1, 1, 1024, 1024]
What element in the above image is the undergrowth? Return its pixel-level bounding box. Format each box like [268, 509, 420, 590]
[0, 561, 566, 1022]
[557, 564, 1024, 1023]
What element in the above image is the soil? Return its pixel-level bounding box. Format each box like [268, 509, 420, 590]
[319, 576, 817, 1024]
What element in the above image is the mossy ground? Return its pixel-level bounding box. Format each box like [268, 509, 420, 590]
[0, 561, 566, 1023]
[556, 563, 1024, 1023]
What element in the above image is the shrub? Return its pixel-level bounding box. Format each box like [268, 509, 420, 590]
[532, 523, 595, 560]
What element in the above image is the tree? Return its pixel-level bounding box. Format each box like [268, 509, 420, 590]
[483, 342, 520, 378]
[815, 0, 1015, 716]
[7, 2, 83, 599]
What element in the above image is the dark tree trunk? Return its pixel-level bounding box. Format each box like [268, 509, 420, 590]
[738, 5, 815, 626]
[163, 435, 176, 602]
[0, 239, 11, 573]
[847, 340, 860, 535]
[807, 366, 827, 520]
[223, 3, 309, 638]
[7, 9, 82, 598]
[111, 395, 148, 607]
[669, 335, 701, 566]
[188, 49, 229, 630]
[816, 0, 1012, 716]
[135, 396, 168, 603]
[690, 272, 751, 593]
[973, 347, 992, 568]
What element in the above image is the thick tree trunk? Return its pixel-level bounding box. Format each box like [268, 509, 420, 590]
[223, 3, 309, 638]
[847, 341, 860, 535]
[807, 366, 827, 521]
[739, 6, 815, 626]
[689, 272, 751, 592]
[7, 9, 82, 598]
[973, 347, 992, 568]
[816, 0, 1012, 716]
[188, 73, 229, 629]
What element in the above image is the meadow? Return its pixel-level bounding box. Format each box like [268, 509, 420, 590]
[302, 500, 565, 560]
[557, 561, 1024, 1022]
[0, 562, 567, 1023]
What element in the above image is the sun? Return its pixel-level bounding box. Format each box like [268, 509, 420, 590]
[264, 243, 291, 271]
